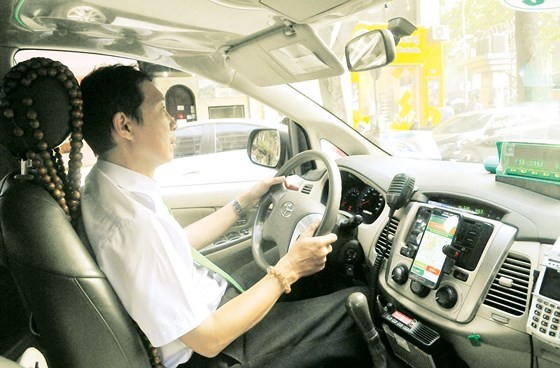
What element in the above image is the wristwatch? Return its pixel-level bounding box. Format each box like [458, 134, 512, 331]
[230, 199, 246, 218]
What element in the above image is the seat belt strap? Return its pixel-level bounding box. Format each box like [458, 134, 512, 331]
[191, 247, 245, 293]
[164, 200, 245, 293]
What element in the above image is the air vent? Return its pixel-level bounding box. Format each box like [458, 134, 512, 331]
[301, 184, 313, 194]
[483, 253, 532, 316]
[375, 217, 399, 259]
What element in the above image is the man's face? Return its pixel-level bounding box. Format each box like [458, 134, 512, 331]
[131, 81, 177, 173]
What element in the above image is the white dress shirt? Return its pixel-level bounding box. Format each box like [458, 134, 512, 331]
[81, 160, 227, 367]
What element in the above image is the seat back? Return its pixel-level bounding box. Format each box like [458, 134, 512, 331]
[0, 175, 150, 367]
[0, 58, 151, 368]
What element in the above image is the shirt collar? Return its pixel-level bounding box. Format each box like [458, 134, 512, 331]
[96, 160, 163, 205]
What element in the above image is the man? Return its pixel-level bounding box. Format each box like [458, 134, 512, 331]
[80, 64, 370, 368]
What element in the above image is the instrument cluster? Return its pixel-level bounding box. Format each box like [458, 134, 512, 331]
[339, 171, 385, 224]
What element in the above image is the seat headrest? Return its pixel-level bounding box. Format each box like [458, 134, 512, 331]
[0, 57, 81, 159]
[0, 57, 84, 223]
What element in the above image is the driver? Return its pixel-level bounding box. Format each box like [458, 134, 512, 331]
[80, 64, 371, 368]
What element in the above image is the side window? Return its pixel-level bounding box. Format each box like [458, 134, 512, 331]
[174, 125, 204, 158]
[13, 50, 284, 185]
[215, 124, 255, 153]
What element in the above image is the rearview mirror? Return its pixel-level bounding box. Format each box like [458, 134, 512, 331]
[247, 128, 287, 168]
[344, 29, 396, 72]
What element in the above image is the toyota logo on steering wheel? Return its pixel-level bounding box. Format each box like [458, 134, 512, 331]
[280, 201, 295, 218]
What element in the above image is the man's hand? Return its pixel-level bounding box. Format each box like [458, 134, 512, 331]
[238, 175, 297, 210]
[185, 175, 297, 250]
[182, 221, 336, 357]
[275, 222, 337, 283]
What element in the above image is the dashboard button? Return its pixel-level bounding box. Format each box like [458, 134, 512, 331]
[453, 269, 468, 282]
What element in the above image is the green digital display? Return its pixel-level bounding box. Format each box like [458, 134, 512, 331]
[497, 141, 560, 183]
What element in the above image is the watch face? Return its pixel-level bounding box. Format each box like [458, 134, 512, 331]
[231, 199, 245, 217]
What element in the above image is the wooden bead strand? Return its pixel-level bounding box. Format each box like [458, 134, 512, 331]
[0, 57, 84, 223]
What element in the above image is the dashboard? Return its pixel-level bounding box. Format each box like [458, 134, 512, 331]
[328, 154, 560, 368]
[338, 171, 385, 224]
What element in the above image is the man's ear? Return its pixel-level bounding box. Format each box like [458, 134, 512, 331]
[112, 112, 134, 140]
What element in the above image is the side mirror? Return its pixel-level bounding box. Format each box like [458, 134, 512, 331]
[344, 29, 396, 72]
[247, 128, 288, 168]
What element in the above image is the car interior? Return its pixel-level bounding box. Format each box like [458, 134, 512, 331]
[1, 1, 560, 368]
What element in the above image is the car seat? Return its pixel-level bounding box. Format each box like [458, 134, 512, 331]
[0, 58, 153, 367]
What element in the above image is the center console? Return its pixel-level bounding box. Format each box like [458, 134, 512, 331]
[385, 202, 518, 323]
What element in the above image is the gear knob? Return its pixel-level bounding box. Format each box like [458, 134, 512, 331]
[345, 292, 387, 368]
[346, 292, 375, 339]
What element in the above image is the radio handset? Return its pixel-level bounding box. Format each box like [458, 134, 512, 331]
[386, 173, 416, 220]
[367, 173, 416, 347]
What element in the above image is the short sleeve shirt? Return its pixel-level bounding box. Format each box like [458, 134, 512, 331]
[81, 160, 227, 367]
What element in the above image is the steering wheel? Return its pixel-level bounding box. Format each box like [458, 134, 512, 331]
[252, 150, 341, 271]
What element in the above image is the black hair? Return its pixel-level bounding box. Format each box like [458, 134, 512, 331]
[81, 64, 152, 156]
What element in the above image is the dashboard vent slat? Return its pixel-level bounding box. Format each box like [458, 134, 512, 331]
[301, 184, 313, 195]
[483, 253, 532, 316]
[375, 217, 399, 259]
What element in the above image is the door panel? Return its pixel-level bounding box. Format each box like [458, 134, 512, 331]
[162, 180, 263, 270]
[171, 208, 215, 228]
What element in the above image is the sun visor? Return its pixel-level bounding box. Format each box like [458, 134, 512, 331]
[226, 23, 344, 87]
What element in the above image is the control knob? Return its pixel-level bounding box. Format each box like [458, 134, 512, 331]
[435, 285, 458, 309]
[391, 264, 409, 285]
[410, 280, 430, 298]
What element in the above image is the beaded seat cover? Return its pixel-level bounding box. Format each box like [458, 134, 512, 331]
[0, 57, 82, 222]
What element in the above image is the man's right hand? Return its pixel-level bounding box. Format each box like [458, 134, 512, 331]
[181, 222, 337, 357]
[275, 222, 337, 285]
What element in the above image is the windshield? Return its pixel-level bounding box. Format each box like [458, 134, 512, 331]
[12, 0, 560, 165]
[300, 1, 560, 163]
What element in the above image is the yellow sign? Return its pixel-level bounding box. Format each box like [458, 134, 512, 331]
[350, 25, 444, 131]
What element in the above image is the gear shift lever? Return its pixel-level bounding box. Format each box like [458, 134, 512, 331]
[346, 292, 387, 368]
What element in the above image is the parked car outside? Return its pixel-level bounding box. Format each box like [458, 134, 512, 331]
[365, 129, 441, 160]
[173, 118, 282, 158]
[152, 118, 286, 186]
[155, 149, 276, 187]
[432, 104, 560, 162]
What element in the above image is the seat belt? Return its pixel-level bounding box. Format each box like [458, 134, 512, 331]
[191, 247, 245, 293]
[163, 199, 245, 293]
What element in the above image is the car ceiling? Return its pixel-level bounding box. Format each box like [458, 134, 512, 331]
[1, 0, 384, 82]
[0, 0, 385, 158]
